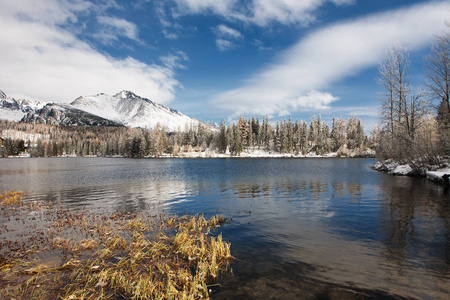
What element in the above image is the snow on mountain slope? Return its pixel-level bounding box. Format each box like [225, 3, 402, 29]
[21, 103, 123, 127]
[71, 93, 122, 122]
[1, 89, 200, 132]
[0, 90, 46, 121]
[71, 91, 199, 132]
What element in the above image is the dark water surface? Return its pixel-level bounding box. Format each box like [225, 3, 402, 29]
[1, 157, 449, 299]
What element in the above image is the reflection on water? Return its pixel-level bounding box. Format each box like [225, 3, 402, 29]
[1, 157, 450, 299]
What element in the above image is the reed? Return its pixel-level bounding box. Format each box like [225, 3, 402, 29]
[0, 190, 24, 206]
[0, 191, 233, 299]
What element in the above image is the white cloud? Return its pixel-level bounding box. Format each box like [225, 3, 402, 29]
[252, 39, 273, 52]
[215, 24, 242, 39]
[215, 39, 235, 52]
[160, 51, 189, 69]
[0, 0, 180, 104]
[156, 3, 181, 39]
[211, 1, 450, 117]
[172, 0, 354, 26]
[213, 24, 243, 51]
[329, 105, 380, 117]
[173, 0, 237, 16]
[96, 16, 139, 44]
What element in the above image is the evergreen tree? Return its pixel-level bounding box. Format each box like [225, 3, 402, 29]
[230, 123, 242, 155]
[217, 120, 228, 153]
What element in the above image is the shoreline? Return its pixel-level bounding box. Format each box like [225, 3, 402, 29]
[371, 159, 450, 185]
[5, 149, 376, 159]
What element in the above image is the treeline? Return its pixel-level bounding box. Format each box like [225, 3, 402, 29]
[216, 115, 369, 156]
[0, 115, 373, 158]
[376, 24, 450, 163]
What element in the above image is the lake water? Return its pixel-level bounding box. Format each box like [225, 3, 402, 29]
[1, 157, 449, 299]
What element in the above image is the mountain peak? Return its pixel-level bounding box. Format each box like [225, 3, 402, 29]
[114, 90, 139, 99]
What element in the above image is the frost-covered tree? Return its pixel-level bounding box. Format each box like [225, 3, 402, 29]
[230, 123, 242, 156]
[217, 120, 228, 153]
[425, 24, 450, 154]
[378, 44, 410, 142]
[261, 115, 270, 149]
[331, 117, 346, 152]
[377, 44, 437, 161]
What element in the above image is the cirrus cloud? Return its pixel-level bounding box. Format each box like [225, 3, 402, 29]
[211, 1, 450, 117]
[95, 16, 140, 44]
[213, 24, 243, 51]
[172, 0, 355, 26]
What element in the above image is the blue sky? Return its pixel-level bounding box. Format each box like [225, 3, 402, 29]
[1, 0, 449, 130]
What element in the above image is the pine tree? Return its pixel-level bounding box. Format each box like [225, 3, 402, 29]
[218, 120, 228, 153]
[248, 118, 254, 148]
[274, 122, 281, 152]
[230, 123, 242, 155]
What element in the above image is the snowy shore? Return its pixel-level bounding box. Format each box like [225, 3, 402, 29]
[371, 159, 450, 184]
[5, 148, 376, 159]
[163, 148, 375, 159]
[426, 168, 450, 184]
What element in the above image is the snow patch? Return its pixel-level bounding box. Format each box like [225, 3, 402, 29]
[426, 168, 450, 183]
[1, 129, 50, 146]
[373, 158, 450, 186]
[371, 159, 414, 175]
[392, 165, 413, 175]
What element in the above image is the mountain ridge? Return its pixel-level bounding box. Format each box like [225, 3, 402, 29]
[71, 90, 199, 131]
[0, 90, 200, 132]
[0, 90, 46, 121]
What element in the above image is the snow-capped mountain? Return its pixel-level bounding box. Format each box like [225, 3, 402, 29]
[0, 90, 201, 132]
[71, 91, 199, 132]
[21, 103, 123, 127]
[0, 90, 46, 121]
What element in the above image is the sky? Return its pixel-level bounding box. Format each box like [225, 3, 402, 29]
[1, 0, 449, 130]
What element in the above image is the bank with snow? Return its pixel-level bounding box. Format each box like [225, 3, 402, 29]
[426, 168, 450, 184]
[372, 159, 450, 184]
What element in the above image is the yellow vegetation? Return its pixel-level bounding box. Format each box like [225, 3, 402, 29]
[0, 191, 233, 299]
[0, 190, 24, 206]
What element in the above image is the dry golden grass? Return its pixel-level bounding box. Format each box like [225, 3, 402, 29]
[0, 190, 24, 206]
[0, 191, 233, 300]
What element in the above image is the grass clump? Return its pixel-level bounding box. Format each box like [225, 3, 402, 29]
[0, 190, 24, 206]
[0, 191, 233, 299]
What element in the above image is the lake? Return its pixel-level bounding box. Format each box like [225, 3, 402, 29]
[1, 157, 449, 299]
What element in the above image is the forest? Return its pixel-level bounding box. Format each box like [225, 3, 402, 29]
[0, 114, 373, 158]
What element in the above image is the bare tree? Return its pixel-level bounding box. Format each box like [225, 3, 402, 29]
[377, 44, 433, 161]
[425, 27, 450, 111]
[425, 22, 450, 154]
[377, 44, 411, 159]
[378, 46, 397, 137]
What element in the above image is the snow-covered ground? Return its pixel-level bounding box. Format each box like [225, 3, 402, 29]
[372, 159, 450, 184]
[426, 168, 450, 183]
[1, 129, 49, 146]
[162, 148, 370, 159]
[371, 160, 415, 175]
